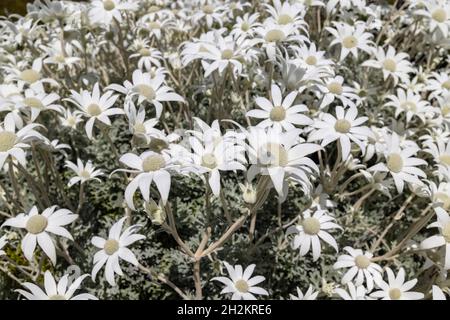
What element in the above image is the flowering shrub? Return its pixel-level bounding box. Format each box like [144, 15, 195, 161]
[0, 0, 450, 301]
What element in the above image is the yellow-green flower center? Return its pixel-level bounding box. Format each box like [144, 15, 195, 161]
[264, 29, 286, 42]
[20, 69, 40, 83]
[334, 119, 351, 134]
[387, 153, 403, 173]
[54, 54, 65, 63]
[432, 8, 447, 23]
[80, 169, 91, 179]
[48, 294, 66, 300]
[442, 80, 450, 90]
[221, 49, 234, 60]
[24, 97, 44, 109]
[443, 223, 450, 242]
[305, 55, 317, 66]
[440, 154, 450, 166]
[241, 22, 250, 32]
[383, 58, 397, 72]
[139, 48, 151, 56]
[235, 279, 249, 293]
[103, 0, 116, 11]
[302, 217, 321, 235]
[0, 132, 17, 152]
[269, 106, 286, 122]
[354, 255, 371, 269]
[104, 239, 119, 255]
[277, 14, 293, 25]
[401, 101, 417, 112]
[436, 192, 450, 209]
[142, 154, 165, 172]
[87, 103, 102, 117]
[342, 36, 358, 49]
[135, 84, 156, 100]
[134, 122, 146, 134]
[148, 21, 161, 29]
[201, 153, 217, 169]
[259, 143, 289, 167]
[389, 288, 402, 300]
[327, 82, 343, 95]
[442, 105, 450, 116]
[26, 215, 48, 235]
[202, 5, 214, 14]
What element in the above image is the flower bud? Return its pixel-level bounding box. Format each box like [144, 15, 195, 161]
[144, 199, 166, 225]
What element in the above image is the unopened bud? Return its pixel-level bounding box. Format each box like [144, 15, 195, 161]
[239, 183, 257, 204]
[144, 199, 166, 225]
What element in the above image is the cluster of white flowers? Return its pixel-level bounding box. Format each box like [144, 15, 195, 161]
[0, 0, 449, 300]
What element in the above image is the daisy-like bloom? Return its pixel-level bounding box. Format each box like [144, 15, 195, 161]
[230, 12, 259, 38]
[292, 43, 334, 76]
[211, 262, 269, 300]
[1, 206, 77, 265]
[369, 132, 427, 193]
[118, 150, 174, 210]
[264, 0, 308, 30]
[326, 21, 373, 61]
[107, 69, 184, 118]
[334, 282, 369, 300]
[426, 72, 450, 98]
[436, 92, 450, 125]
[286, 209, 341, 261]
[370, 267, 424, 300]
[385, 89, 434, 123]
[289, 285, 319, 300]
[65, 159, 103, 187]
[0, 235, 7, 256]
[192, 0, 225, 28]
[246, 127, 321, 196]
[316, 76, 360, 109]
[432, 285, 447, 300]
[416, 0, 450, 37]
[17, 271, 97, 300]
[423, 138, 450, 174]
[89, 0, 138, 25]
[129, 41, 162, 71]
[420, 207, 450, 270]
[308, 106, 373, 161]
[18, 86, 64, 121]
[125, 102, 160, 140]
[0, 113, 43, 169]
[91, 217, 145, 286]
[3, 58, 58, 88]
[189, 133, 246, 196]
[362, 46, 413, 85]
[59, 108, 83, 129]
[246, 84, 312, 131]
[66, 83, 123, 139]
[333, 246, 382, 291]
[42, 40, 81, 70]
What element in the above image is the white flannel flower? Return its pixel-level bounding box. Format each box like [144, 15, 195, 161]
[286, 209, 341, 261]
[289, 285, 319, 300]
[334, 282, 369, 300]
[246, 84, 312, 131]
[317, 76, 360, 109]
[370, 267, 424, 300]
[212, 262, 269, 300]
[385, 89, 434, 123]
[91, 217, 145, 286]
[89, 0, 138, 25]
[1, 206, 77, 265]
[333, 246, 382, 291]
[65, 159, 103, 187]
[17, 271, 97, 300]
[416, 0, 450, 37]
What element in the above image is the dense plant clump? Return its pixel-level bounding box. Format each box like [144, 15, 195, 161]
[0, 0, 450, 300]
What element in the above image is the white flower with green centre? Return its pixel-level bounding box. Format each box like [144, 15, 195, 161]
[0, 113, 42, 169]
[212, 262, 269, 300]
[326, 21, 373, 61]
[246, 84, 312, 131]
[289, 285, 319, 300]
[371, 267, 424, 300]
[264, 0, 308, 30]
[333, 246, 382, 291]
[317, 76, 360, 109]
[4, 58, 58, 88]
[59, 108, 83, 129]
[18, 86, 63, 122]
[424, 138, 450, 177]
[369, 132, 427, 193]
[191, 2, 224, 28]
[292, 43, 334, 73]
[17, 271, 97, 300]
[66, 83, 124, 139]
[416, 1, 450, 37]
[385, 89, 433, 123]
[308, 106, 373, 161]
[246, 127, 321, 197]
[189, 132, 246, 196]
[1, 206, 77, 265]
[129, 43, 162, 71]
[118, 150, 174, 210]
[107, 69, 184, 118]
[286, 209, 341, 261]
[362, 46, 414, 85]
[65, 158, 103, 187]
[89, 0, 137, 25]
[420, 207, 450, 270]
[0, 235, 7, 256]
[426, 72, 450, 98]
[91, 217, 145, 286]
